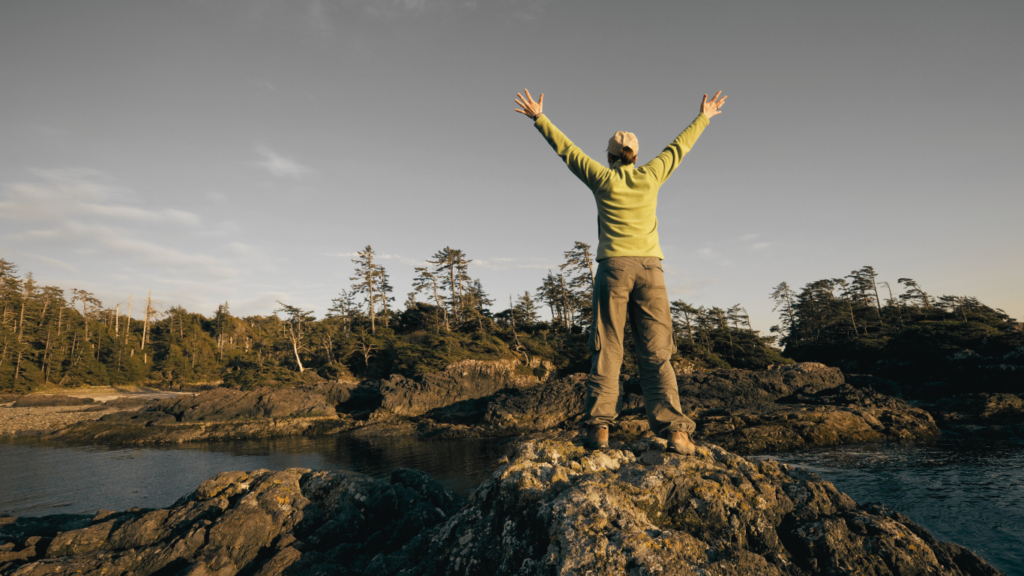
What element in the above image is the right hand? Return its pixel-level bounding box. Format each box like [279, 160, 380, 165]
[514, 89, 544, 119]
[701, 91, 727, 118]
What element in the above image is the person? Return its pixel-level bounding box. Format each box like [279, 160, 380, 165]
[514, 88, 727, 454]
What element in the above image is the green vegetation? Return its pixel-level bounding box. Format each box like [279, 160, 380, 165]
[771, 266, 1024, 390]
[0, 246, 787, 392]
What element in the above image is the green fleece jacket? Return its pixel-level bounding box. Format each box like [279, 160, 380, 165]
[534, 113, 709, 260]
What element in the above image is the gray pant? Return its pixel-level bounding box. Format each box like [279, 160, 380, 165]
[585, 257, 695, 436]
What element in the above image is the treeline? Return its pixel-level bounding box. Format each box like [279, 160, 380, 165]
[770, 266, 1024, 388]
[0, 245, 787, 392]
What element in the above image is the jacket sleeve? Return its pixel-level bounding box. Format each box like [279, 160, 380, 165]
[643, 113, 709, 184]
[534, 114, 608, 190]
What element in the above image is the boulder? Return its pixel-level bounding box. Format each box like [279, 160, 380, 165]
[379, 359, 538, 418]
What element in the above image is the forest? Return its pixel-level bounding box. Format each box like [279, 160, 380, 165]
[0, 242, 790, 392]
[1, 252, 1020, 393]
[770, 267, 1023, 390]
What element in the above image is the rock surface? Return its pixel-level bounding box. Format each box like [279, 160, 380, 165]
[0, 433, 1003, 575]
[378, 359, 540, 417]
[11, 395, 95, 408]
[45, 362, 943, 453]
[924, 393, 1024, 441]
[51, 386, 350, 444]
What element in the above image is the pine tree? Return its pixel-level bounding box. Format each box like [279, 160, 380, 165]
[514, 291, 540, 325]
[770, 282, 798, 343]
[898, 278, 932, 310]
[275, 302, 315, 373]
[328, 290, 358, 336]
[413, 266, 448, 332]
[350, 245, 381, 335]
[560, 241, 595, 327]
[670, 300, 699, 344]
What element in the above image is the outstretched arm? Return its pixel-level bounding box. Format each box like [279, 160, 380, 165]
[644, 90, 728, 183]
[514, 88, 607, 189]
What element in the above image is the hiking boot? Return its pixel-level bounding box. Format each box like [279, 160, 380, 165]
[666, 431, 696, 455]
[586, 425, 609, 450]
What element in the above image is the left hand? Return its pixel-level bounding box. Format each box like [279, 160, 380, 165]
[514, 89, 544, 119]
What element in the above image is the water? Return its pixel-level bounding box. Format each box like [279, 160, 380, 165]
[2, 435, 1021, 575]
[754, 436, 1024, 576]
[0, 434, 511, 517]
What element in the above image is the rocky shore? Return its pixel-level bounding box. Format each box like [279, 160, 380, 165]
[0, 431, 1003, 575]
[16, 361, 958, 456]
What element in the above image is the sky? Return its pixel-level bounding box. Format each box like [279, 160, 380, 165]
[1, 0, 1022, 333]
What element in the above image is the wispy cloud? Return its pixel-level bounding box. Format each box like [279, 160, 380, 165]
[752, 242, 770, 250]
[0, 169, 252, 281]
[0, 169, 201, 226]
[323, 252, 557, 271]
[472, 257, 557, 271]
[322, 251, 426, 267]
[254, 145, 312, 178]
[696, 247, 734, 267]
[667, 277, 721, 299]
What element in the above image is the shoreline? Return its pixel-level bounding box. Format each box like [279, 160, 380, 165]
[0, 431, 1007, 575]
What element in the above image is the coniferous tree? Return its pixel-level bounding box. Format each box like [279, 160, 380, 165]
[560, 241, 595, 328]
[513, 291, 540, 325]
[350, 246, 382, 334]
[275, 302, 315, 373]
[412, 267, 448, 332]
[770, 282, 798, 342]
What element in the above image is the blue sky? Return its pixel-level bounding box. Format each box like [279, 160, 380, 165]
[2, 0, 1022, 331]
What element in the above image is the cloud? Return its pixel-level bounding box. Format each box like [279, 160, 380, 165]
[696, 247, 734, 267]
[20, 253, 79, 272]
[472, 257, 557, 271]
[0, 169, 200, 226]
[697, 248, 721, 260]
[322, 251, 426, 267]
[254, 146, 312, 178]
[0, 169, 255, 281]
[323, 252, 557, 271]
[752, 242, 770, 250]
[667, 277, 721, 299]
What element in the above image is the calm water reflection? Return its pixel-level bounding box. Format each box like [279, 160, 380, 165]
[755, 436, 1024, 576]
[0, 434, 511, 517]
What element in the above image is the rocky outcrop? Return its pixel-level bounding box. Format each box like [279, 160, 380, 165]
[11, 395, 95, 408]
[397, 432, 1000, 575]
[147, 387, 336, 422]
[1, 433, 1003, 575]
[52, 386, 350, 444]
[694, 384, 941, 453]
[45, 362, 942, 453]
[674, 362, 846, 411]
[378, 359, 540, 417]
[0, 466, 465, 576]
[924, 393, 1024, 441]
[416, 364, 939, 453]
